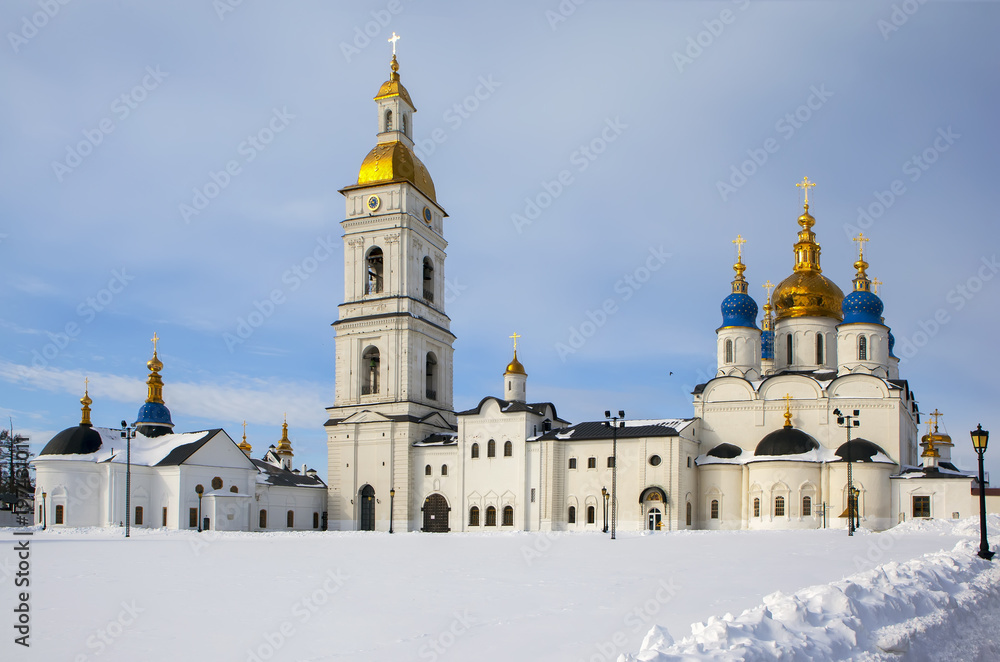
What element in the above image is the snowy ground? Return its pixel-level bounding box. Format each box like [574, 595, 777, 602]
[1, 518, 997, 662]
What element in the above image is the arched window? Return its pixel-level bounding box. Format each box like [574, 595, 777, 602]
[858, 335, 868, 361]
[425, 464, 432, 476]
[469, 506, 480, 526]
[786, 335, 793, 365]
[753, 498, 760, 518]
[725, 338, 734, 364]
[313, 512, 320, 529]
[503, 441, 512, 457]
[55, 504, 64, 524]
[686, 502, 692, 526]
[587, 506, 596, 524]
[587, 457, 597, 469]
[485, 506, 497, 526]
[502, 505, 514, 526]
[441, 464, 448, 476]
[568, 457, 577, 469]
[385, 109, 393, 131]
[362, 346, 380, 395]
[774, 496, 785, 517]
[471, 443, 479, 459]
[134, 506, 143, 526]
[816, 334, 824, 365]
[365, 247, 384, 294]
[423, 257, 434, 301]
[287, 510, 295, 528]
[802, 496, 812, 517]
[426, 352, 437, 401]
[259, 510, 267, 528]
[568, 506, 576, 523]
[487, 439, 496, 458]
[710, 500, 719, 519]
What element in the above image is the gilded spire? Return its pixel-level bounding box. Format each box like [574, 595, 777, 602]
[275, 414, 293, 456]
[388, 32, 401, 80]
[145, 332, 165, 404]
[761, 280, 775, 332]
[792, 178, 822, 274]
[852, 233, 873, 293]
[505, 332, 526, 375]
[731, 235, 749, 294]
[238, 420, 252, 455]
[783, 393, 793, 428]
[80, 378, 93, 427]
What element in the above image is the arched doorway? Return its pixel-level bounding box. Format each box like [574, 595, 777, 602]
[647, 508, 662, 531]
[359, 485, 375, 531]
[422, 493, 450, 532]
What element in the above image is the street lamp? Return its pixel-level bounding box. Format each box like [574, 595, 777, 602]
[389, 488, 395, 534]
[41, 492, 46, 531]
[833, 408, 861, 536]
[601, 487, 609, 533]
[604, 410, 625, 540]
[119, 420, 136, 538]
[970, 424, 994, 561]
[195, 484, 204, 532]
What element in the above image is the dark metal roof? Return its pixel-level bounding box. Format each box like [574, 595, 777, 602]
[252, 459, 327, 488]
[833, 439, 889, 463]
[755, 426, 819, 456]
[154, 430, 217, 466]
[535, 420, 686, 442]
[323, 411, 457, 431]
[456, 396, 566, 422]
[39, 425, 103, 456]
[707, 443, 743, 459]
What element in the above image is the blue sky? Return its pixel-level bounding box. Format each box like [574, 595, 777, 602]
[2, 1, 999, 481]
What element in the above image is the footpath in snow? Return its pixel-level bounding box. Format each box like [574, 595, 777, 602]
[626, 515, 1000, 662]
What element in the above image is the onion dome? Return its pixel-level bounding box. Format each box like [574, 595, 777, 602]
[374, 54, 415, 109]
[707, 443, 743, 459]
[135, 334, 173, 437]
[505, 351, 526, 376]
[842, 233, 885, 325]
[773, 188, 844, 321]
[39, 383, 102, 456]
[238, 420, 252, 455]
[275, 414, 293, 457]
[920, 410, 952, 458]
[755, 398, 819, 456]
[720, 237, 758, 328]
[834, 439, 888, 462]
[356, 141, 436, 203]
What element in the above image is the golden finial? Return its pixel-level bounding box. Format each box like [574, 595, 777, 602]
[388, 31, 400, 56]
[509, 332, 520, 352]
[80, 378, 93, 427]
[853, 232, 870, 261]
[929, 408, 943, 432]
[238, 419, 252, 454]
[783, 393, 793, 428]
[922, 419, 940, 458]
[151, 331, 159, 353]
[276, 414, 293, 456]
[144, 334, 165, 404]
[762, 280, 774, 303]
[732, 234, 747, 263]
[871, 278, 882, 295]
[796, 176, 816, 206]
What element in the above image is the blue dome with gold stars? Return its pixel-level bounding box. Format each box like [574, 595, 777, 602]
[761, 329, 774, 360]
[136, 401, 173, 426]
[721, 292, 759, 329]
[842, 289, 884, 325]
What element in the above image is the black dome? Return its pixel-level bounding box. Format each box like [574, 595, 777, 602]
[834, 439, 888, 462]
[755, 426, 819, 456]
[40, 425, 103, 456]
[707, 443, 743, 459]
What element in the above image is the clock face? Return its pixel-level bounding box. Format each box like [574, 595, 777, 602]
[366, 195, 381, 212]
[423, 207, 432, 223]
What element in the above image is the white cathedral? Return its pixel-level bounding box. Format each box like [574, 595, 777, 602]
[322, 52, 981, 534]
[33, 48, 986, 535]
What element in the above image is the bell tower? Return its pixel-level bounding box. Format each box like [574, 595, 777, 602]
[325, 38, 456, 532]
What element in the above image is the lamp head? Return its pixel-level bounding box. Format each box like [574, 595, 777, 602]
[390, 488, 395, 497]
[971, 424, 989, 451]
[195, 484, 204, 495]
[833, 408, 842, 416]
[618, 410, 625, 419]
[605, 410, 611, 419]
[602, 487, 607, 497]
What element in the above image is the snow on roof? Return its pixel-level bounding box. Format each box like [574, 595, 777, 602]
[35, 428, 217, 467]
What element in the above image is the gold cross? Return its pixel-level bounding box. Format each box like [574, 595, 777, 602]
[388, 32, 400, 55]
[853, 232, 870, 260]
[732, 234, 747, 262]
[151, 332, 159, 353]
[242, 420, 247, 435]
[509, 332, 520, 352]
[783, 393, 792, 408]
[871, 277, 882, 294]
[85, 377, 89, 392]
[795, 176, 816, 204]
[762, 280, 775, 301]
[929, 408, 943, 431]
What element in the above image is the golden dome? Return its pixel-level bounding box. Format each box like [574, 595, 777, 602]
[505, 352, 526, 376]
[373, 56, 415, 109]
[773, 204, 844, 321]
[356, 141, 436, 203]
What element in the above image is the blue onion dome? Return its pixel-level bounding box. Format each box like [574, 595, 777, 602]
[136, 401, 173, 426]
[720, 252, 759, 329]
[841, 239, 884, 325]
[761, 330, 775, 360]
[134, 339, 174, 437]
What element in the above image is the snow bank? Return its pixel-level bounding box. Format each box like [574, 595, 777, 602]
[626, 516, 1000, 661]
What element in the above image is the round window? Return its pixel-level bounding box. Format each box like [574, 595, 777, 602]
[211, 477, 223, 490]
[649, 455, 662, 467]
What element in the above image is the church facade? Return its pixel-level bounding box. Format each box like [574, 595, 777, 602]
[325, 51, 985, 534]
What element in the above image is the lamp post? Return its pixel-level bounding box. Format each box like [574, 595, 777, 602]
[604, 410, 625, 540]
[389, 488, 395, 534]
[41, 492, 47, 531]
[833, 408, 860, 536]
[970, 424, 994, 561]
[195, 484, 204, 532]
[119, 420, 135, 538]
[601, 486, 609, 533]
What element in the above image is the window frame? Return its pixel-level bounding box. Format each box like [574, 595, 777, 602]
[774, 495, 786, 517]
[485, 506, 497, 527]
[469, 506, 480, 527]
[502, 505, 514, 527]
[710, 499, 719, 519]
